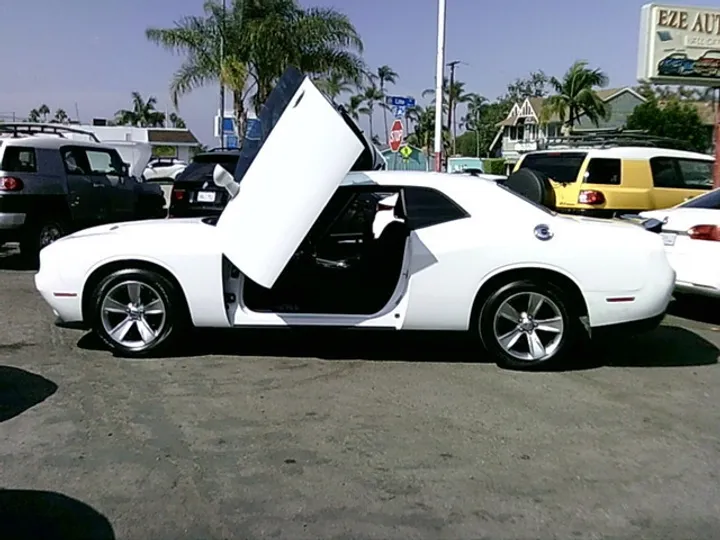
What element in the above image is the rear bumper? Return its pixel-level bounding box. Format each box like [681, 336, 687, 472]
[0, 212, 26, 230]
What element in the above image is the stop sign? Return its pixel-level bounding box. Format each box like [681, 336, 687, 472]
[388, 119, 403, 152]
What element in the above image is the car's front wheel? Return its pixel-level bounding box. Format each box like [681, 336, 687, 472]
[478, 279, 584, 370]
[91, 268, 187, 357]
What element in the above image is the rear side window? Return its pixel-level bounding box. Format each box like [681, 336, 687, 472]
[1, 146, 37, 173]
[651, 157, 713, 190]
[403, 187, 468, 229]
[677, 159, 712, 189]
[680, 188, 720, 209]
[519, 152, 587, 183]
[584, 158, 621, 185]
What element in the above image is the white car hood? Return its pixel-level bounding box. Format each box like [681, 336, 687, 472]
[58, 218, 209, 242]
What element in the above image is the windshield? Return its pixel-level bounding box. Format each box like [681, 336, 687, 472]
[233, 66, 380, 183]
[519, 152, 587, 184]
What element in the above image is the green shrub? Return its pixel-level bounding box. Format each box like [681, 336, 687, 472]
[483, 158, 506, 175]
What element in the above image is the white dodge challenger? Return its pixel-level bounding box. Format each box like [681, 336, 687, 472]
[34, 68, 675, 369]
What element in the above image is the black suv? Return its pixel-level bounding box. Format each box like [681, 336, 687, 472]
[0, 123, 166, 258]
[168, 149, 240, 218]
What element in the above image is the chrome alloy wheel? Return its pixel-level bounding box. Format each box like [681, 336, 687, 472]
[100, 280, 167, 351]
[493, 292, 564, 362]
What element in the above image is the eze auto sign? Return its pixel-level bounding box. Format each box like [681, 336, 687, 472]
[637, 3, 720, 85]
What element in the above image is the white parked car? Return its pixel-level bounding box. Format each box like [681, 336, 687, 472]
[34, 68, 676, 369]
[143, 158, 187, 181]
[641, 187, 720, 298]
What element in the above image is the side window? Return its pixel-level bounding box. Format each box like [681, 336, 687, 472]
[85, 150, 123, 176]
[677, 159, 713, 190]
[1, 147, 37, 173]
[328, 190, 396, 237]
[61, 148, 89, 175]
[403, 187, 468, 229]
[584, 158, 621, 185]
[650, 157, 682, 188]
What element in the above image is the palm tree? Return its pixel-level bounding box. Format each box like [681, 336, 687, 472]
[168, 112, 187, 128]
[542, 60, 610, 130]
[146, 0, 365, 133]
[316, 71, 355, 103]
[38, 104, 50, 122]
[343, 94, 364, 121]
[27, 109, 40, 123]
[371, 65, 398, 141]
[115, 92, 166, 127]
[358, 85, 385, 142]
[423, 79, 473, 153]
[463, 94, 488, 157]
[51, 109, 69, 124]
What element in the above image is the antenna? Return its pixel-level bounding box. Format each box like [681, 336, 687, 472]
[74, 102, 81, 123]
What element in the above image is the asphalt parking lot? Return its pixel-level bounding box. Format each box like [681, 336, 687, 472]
[1, 247, 720, 540]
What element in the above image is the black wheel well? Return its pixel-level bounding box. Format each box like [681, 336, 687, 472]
[470, 267, 589, 325]
[81, 259, 190, 323]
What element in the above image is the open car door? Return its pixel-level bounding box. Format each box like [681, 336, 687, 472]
[216, 68, 368, 289]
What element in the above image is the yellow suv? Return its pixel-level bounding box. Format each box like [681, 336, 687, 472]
[513, 147, 715, 217]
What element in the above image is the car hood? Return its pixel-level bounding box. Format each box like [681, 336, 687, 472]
[58, 218, 210, 242]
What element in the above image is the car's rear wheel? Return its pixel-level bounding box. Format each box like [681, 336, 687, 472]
[20, 218, 67, 262]
[91, 268, 186, 357]
[478, 279, 583, 370]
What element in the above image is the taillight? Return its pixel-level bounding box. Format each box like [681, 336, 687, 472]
[0, 176, 24, 191]
[688, 224, 720, 241]
[578, 190, 605, 205]
[172, 188, 186, 201]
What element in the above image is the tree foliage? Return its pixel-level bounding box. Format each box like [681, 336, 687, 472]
[626, 97, 712, 152]
[542, 60, 610, 128]
[146, 0, 365, 130]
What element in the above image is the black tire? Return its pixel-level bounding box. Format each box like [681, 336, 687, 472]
[19, 218, 67, 262]
[477, 279, 584, 370]
[503, 168, 556, 210]
[90, 268, 188, 358]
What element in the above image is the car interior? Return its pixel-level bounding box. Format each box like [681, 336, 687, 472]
[243, 186, 410, 315]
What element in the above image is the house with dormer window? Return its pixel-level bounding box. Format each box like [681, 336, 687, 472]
[489, 87, 649, 173]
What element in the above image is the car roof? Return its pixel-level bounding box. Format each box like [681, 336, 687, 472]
[0, 135, 116, 151]
[524, 146, 714, 161]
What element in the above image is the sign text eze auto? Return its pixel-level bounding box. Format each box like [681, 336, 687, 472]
[656, 8, 720, 35]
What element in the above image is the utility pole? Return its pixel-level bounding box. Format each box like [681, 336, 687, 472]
[446, 60, 461, 156]
[714, 86, 719, 189]
[219, 0, 227, 147]
[433, 0, 446, 172]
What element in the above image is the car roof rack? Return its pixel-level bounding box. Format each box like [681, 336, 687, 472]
[538, 129, 690, 151]
[0, 122, 100, 142]
[205, 146, 241, 152]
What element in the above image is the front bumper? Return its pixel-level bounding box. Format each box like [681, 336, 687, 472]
[34, 264, 84, 324]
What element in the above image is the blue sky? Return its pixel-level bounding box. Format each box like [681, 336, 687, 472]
[0, 0, 709, 144]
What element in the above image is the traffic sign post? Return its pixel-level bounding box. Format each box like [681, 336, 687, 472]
[389, 119, 404, 153]
[386, 96, 415, 121]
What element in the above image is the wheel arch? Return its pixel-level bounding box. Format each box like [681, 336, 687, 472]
[469, 265, 589, 328]
[81, 258, 191, 324]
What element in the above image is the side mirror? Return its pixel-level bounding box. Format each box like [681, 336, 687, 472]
[213, 165, 240, 198]
[642, 218, 663, 233]
[121, 163, 130, 176]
